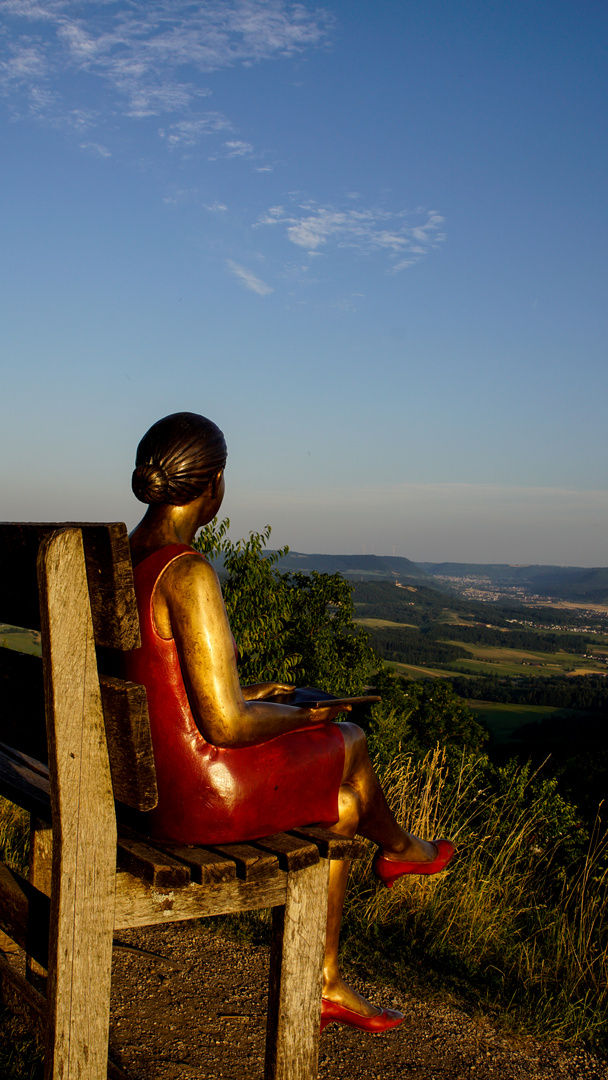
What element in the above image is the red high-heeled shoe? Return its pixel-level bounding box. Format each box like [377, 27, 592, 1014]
[373, 838, 455, 888]
[320, 997, 405, 1034]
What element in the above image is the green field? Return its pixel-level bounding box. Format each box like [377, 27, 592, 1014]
[438, 610, 471, 624]
[355, 618, 418, 629]
[588, 641, 608, 655]
[380, 639, 608, 682]
[0, 624, 42, 657]
[467, 700, 576, 743]
[439, 640, 608, 678]
[384, 659, 455, 680]
[443, 656, 572, 678]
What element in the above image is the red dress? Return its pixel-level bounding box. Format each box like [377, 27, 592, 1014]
[125, 544, 345, 845]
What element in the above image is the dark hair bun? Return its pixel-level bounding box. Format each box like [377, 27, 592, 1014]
[133, 412, 228, 506]
[132, 463, 169, 504]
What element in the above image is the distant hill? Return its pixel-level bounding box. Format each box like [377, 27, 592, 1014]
[273, 551, 428, 582]
[418, 563, 586, 585]
[419, 562, 608, 600]
[550, 567, 608, 602]
[215, 547, 608, 602]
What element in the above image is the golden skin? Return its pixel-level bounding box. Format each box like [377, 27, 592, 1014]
[130, 468, 436, 1017]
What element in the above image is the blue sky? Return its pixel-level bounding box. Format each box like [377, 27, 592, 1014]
[1, 0, 607, 564]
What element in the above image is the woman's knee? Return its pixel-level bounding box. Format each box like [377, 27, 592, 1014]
[333, 783, 361, 837]
[340, 722, 370, 780]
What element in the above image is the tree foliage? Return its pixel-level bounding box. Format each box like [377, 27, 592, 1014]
[452, 672, 608, 710]
[365, 625, 470, 665]
[194, 518, 378, 693]
[430, 622, 588, 655]
[365, 668, 489, 770]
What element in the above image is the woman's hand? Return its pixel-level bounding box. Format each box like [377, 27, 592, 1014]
[241, 682, 295, 701]
[240, 682, 350, 728]
[307, 702, 352, 724]
[241, 685, 352, 720]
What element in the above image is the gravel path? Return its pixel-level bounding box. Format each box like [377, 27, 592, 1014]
[109, 922, 607, 1080]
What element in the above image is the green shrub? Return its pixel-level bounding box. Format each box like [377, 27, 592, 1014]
[365, 671, 489, 768]
[195, 518, 378, 693]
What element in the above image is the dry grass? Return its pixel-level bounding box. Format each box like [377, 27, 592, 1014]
[0, 796, 29, 874]
[346, 749, 608, 1048]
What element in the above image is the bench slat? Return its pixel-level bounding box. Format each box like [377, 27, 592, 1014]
[0, 741, 49, 780]
[159, 845, 238, 885]
[0, 745, 51, 818]
[289, 826, 369, 861]
[210, 843, 280, 881]
[0, 862, 50, 968]
[99, 675, 157, 811]
[117, 835, 192, 888]
[252, 833, 320, 872]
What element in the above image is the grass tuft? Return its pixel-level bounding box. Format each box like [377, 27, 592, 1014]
[0, 796, 29, 874]
[0, 1011, 43, 1080]
[344, 748, 608, 1050]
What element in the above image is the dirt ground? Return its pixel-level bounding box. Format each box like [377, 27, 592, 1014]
[108, 922, 608, 1080]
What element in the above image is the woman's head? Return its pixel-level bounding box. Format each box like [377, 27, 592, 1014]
[132, 412, 227, 505]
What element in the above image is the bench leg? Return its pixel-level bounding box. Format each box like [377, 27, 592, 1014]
[265, 858, 330, 1080]
[43, 833, 116, 1080]
[39, 528, 118, 1080]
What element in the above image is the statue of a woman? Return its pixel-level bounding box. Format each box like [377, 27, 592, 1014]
[127, 412, 454, 1034]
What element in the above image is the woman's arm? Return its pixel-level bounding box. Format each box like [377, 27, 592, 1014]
[155, 553, 347, 747]
[241, 682, 294, 701]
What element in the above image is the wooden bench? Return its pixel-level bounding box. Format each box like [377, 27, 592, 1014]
[0, 523, 364, 1080]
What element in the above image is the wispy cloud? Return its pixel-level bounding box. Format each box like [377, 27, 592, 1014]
[1, 42, 47, 81]
[223, 139, 254, 158]
[163, 187, 199, 205]
[256, 202, 446, 272]
[79, 140, 110, 157]
[226, 260, 273, 296]
[0, 1, 332, 141]
[158, 113, 232, 148]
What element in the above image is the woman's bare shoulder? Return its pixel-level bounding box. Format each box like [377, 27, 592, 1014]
[153, 550, 223, 639]
[158, 549, 222, 603]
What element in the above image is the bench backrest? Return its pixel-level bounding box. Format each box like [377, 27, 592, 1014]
[0, 523, 157, 811]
